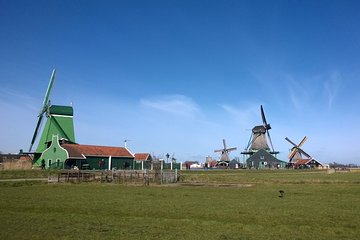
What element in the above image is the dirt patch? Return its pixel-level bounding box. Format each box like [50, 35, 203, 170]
[179, 182, 253, 188]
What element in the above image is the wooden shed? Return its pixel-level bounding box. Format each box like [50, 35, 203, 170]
[134, 153, 153, 170]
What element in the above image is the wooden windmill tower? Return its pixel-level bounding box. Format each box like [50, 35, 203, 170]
[285, 136, 312, 163]
[214, 139, 237, 166]
[241, 105, 284, 169]
[29, 70, 76, 166]
[285, 136, 323, 168]
[242, 105, 279, 156]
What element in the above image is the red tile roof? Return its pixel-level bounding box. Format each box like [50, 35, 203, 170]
[294, 158, 323, 166]
[134, 153, 151, 161]
[294, 159, 311, 165]
[61, 143, 134, 158]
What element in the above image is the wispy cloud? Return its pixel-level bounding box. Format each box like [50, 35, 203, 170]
[280, 70, 344, 113]
[140, 94, 200, 117]
[0, 88, 39, 112]
[283, 74, 310, 111]
[324, 71, 341, 110]
[218, 103, 260, 125]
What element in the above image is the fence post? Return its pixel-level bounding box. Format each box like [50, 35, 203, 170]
[108, 156, 112, 170]
[161, 169, 163, 185]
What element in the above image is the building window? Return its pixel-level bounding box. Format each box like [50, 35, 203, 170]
[48, 159, 52, 167]
[56, 159, 60, 167]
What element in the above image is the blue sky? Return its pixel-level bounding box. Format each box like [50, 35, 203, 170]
[1, 0, 360, 164]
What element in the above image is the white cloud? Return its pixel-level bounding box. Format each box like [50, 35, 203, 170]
[324, 71, 341, 109]
[218, 103, 260, 125]
[283, 71, 343, 112]
[283, 74, 309, 111]
[140, 94, 200, 118]
[0, 88, 40, 112]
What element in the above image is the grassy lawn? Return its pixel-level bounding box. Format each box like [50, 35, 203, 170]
[180, 169, 360, 184]
[0, 170, 359, 239]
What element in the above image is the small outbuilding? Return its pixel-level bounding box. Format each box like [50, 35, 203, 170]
[134, 153, 153, 170]
[229, 159, 242, 169]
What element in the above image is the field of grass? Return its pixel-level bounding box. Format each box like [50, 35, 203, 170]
[180, 169, 360, 184]
[0, 169, 359, 239]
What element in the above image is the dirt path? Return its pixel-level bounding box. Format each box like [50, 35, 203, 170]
[0, 178, 47, 182]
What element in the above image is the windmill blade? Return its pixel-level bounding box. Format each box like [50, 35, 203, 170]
[260, 105, 271, 130]
[214, 149, 223, 153]
[227, 147, 237, 152]
[41, 69, 56, 112]
[28, 69, 56, 152]
[266, 130, 275, 152]
[245, 133, 253, 151]
[298, 136, 308, 148]
[29, 114, 44, 152]
[299, 148, 311, 158]
[260, 105, 267, 125]
[285, 137, 297, 147]
[222, 139, 227, 149]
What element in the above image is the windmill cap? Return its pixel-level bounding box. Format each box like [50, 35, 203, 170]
[49, 105, 74, 116]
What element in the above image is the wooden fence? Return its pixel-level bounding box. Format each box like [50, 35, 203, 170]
[48, 169, 178, 184]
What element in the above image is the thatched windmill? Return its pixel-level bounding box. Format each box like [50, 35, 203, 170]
[242, 105, 279, 155]
[285, 136, 312, 163]
[214, 139, 237, 166]
[241, 105, 285, 169]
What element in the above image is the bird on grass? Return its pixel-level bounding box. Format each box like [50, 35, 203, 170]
[279, 190, 285, 198]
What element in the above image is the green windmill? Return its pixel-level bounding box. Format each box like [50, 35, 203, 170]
[29, 69, 76, 167]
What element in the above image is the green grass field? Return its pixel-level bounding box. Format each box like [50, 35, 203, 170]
[0, 170, 359, 239]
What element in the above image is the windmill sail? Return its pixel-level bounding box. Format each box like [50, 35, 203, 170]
[214, 139, 237, 162]
[285, 136, 311, 162]
[29, 69, 56, 152]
